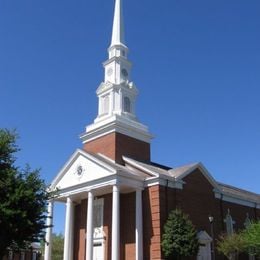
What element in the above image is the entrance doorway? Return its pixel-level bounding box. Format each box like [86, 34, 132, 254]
[93, 242, 104, 260]
[93, 198, 105, 260]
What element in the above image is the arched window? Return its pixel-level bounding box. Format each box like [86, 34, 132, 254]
[124, 96, 131, 113]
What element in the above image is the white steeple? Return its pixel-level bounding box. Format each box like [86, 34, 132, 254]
[111, 0, 125, 47]
[80, 0, 152, 145]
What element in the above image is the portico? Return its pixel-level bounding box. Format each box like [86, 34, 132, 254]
[44, 149, 145, 260]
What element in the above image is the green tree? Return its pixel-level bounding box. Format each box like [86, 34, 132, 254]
[217, 232, 244, 260]
[161, 209, 199, 259]
[52, 234, 64, 260]
[217, 221, 260, 259]
[0, 129, 51, 258]
[41, 233, 64, 260]
[242, 221, 260, 258]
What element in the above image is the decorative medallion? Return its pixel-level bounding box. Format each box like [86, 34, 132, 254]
[75, 165, 85, 180]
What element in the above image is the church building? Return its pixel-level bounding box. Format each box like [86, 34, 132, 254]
[44, 0, 260, 259]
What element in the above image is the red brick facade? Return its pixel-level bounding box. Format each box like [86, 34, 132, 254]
[143, 186, 162, 260]
[83, 132, 150, 164]
[72, 169, 259, 260]
[158, 169, 260, 260]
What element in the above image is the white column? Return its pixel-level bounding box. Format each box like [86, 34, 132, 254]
[63, 197, 74, 260]
[44, 200, 54, 260]
[135, 189, 143, 260]
[86, 191, 94, 260]
[111, 185, 120, 260]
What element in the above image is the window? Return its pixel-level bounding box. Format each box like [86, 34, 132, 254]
[93, 202, 103, 229]
[93, 198, 104, 239]
[124, 97, 131, 113]
[101, 95, 109, 115]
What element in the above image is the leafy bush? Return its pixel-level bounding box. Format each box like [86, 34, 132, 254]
[162, 209, 199, 259]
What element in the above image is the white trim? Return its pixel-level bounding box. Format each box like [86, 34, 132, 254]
[215, 192, 260, 208]
[53, 173, 144, 201]
[44, 201, 54, 260]
[86, 191, 94, 260]
[144, 177, 183, 189]
[111, 185, 120, 260]
[81, 114, 153, 144]
[123, 157, 159, 177]
[50, 149, 116, 189]
[172, 162, 220, 192]
[63, 197, 74, 260]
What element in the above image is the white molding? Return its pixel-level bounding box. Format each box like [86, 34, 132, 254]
[171, 162, 221, 192]
[44, 201, 54, 260]
[215, 192, 260, 209]
[144, 177, 183, 189]
[80, 114, 153, 144]
[86, 191, 94, 260]
[53, 171, 144, 201]
[123, 157, 159, 177]
[50, 149, 116, 189]
[111, 185, 120, 260]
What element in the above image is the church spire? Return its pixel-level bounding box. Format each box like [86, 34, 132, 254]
[80, 0, 152, 150]
[111, 0, 125, 47]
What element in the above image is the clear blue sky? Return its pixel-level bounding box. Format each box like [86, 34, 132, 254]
[1, 0, 259, 234]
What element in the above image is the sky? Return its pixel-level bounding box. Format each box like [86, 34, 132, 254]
[0, 0, 260, 234]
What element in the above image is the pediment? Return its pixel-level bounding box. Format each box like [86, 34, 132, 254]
[171, 163, 220, 191]
[96, 82, 113, 95]
[51, 149, 116, 190]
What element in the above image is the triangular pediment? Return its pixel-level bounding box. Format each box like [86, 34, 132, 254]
[51, 149, 116, 190]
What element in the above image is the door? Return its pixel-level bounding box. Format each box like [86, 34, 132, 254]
[93, 242, 104, 260]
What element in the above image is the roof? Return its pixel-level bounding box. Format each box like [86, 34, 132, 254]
[123, 156, 260, 204]
[218, 182, 260, 203]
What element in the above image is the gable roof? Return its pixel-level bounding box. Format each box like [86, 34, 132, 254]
[123, 157, 219, 189]
[50, 149, 145, 191]
[50, 149, 117, 189]
[123, 156, 260, 205]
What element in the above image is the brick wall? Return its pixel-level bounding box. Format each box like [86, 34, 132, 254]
[143, 185, 162, 260]
[72, 169, 259, 260]
[73, 199, 87, 260]
[120, 193, 136, 260]
[159, 169, 259, 260]
[83, 132, 150, 164]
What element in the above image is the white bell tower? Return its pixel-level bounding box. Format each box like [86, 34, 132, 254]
[81, 0, 152, 145]
[97, 0, 136, 120]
